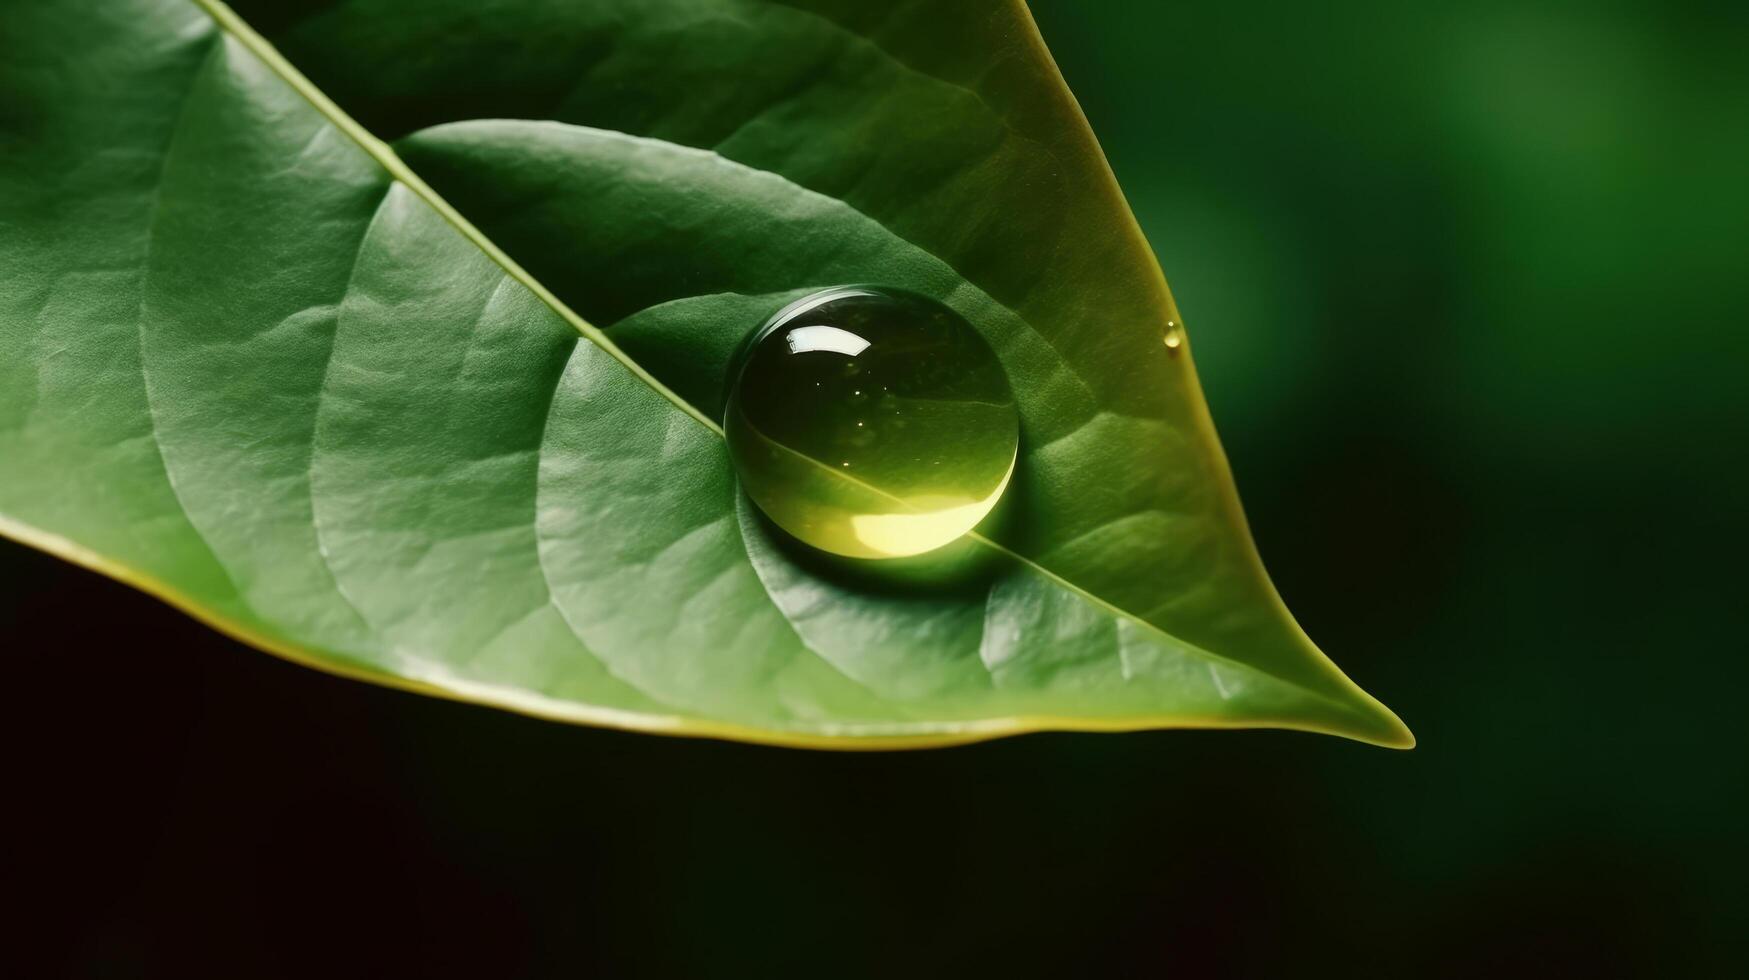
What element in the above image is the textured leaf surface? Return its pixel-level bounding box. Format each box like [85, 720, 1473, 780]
[0, 0, 1411, 747]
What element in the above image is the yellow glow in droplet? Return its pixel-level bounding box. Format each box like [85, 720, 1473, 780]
[847, 454, 1015, 558]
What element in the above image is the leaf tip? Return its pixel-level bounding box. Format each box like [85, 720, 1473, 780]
[1337, 696, 1417, 750]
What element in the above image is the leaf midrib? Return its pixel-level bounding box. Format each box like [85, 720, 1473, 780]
[187, 0, 720, 436]
[190, 0, 1376, 723]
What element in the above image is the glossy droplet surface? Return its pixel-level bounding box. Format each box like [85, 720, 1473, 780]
[724, 287, 1019, 559]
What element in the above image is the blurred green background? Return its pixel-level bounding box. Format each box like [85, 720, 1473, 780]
[8, 0, 1746, 975]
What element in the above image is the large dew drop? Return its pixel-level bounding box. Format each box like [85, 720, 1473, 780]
[724, 287, 1019, 559]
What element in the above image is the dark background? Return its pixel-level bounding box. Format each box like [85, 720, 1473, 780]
[9, 0, 1746, 975]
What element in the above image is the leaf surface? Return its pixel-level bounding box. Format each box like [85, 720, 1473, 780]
[0, 0, 1411, 747]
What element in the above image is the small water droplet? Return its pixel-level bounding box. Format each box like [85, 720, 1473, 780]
[724, 286, 1019, 559]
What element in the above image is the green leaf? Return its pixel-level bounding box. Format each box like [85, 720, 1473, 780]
[0, 0, 1411, 748]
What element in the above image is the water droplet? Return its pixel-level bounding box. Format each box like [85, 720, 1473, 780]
[1163, 320, 1183, 353]
[724, 286, 1019, 559]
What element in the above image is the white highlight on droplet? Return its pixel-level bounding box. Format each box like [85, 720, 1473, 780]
[785, 324, 871, 357]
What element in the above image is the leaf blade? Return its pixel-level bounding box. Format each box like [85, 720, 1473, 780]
[0, 0, 1412, 748]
